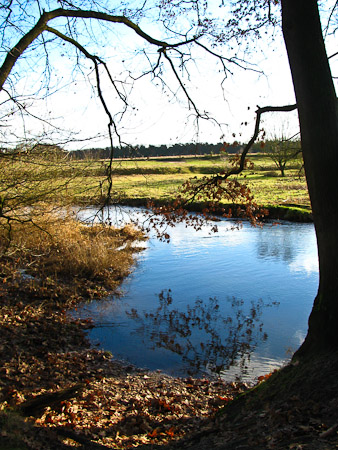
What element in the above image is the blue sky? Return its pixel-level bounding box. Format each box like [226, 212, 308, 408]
[0, 1, 336, 150]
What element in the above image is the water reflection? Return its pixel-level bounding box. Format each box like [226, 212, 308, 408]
[256, 225, 298, 263]
[74, 206, 318, 381]
[254, 223, 318, 270]
[125, 290, 279, 377]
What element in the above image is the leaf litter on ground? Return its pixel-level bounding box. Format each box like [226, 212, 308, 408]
[1, 215, 338, 450]
[0, 219, 248, 449]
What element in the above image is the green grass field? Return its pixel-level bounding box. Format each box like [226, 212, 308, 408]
[64, 153, 310, 220]
[1, 152, 311, 221]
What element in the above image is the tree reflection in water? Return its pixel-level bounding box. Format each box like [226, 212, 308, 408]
[126, 290, 279, 377]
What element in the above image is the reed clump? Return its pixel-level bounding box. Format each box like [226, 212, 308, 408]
[0, 209, 146, 297]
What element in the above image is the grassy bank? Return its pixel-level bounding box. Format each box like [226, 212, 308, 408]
[69, 154, 311, 221]
[1, 152, 310, 222]
[0, 210, 146, 298]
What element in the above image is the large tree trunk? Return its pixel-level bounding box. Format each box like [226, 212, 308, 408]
[281, 0, 338, 354]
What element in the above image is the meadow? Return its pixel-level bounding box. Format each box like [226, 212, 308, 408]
[0, 151, 310, 225]
[65, 153, 310, 221]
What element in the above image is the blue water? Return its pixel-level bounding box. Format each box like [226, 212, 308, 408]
[75, 207, 319, 381]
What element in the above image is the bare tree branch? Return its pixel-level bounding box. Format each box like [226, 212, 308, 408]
[195, 41, 263, 75]
[324, 0, 338, 37]
[228, 103, 298, 177]
[162, 50, 206, 118]
[44, 25, 121, 206]
[0, 7, 201, 91]
[328, 51, 338, 60]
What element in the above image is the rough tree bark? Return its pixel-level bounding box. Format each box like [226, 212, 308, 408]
[282, 0, 338, 354]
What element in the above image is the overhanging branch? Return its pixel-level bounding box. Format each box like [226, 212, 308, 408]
[227, 103, 298, 177]
[0, 7, 198, 92]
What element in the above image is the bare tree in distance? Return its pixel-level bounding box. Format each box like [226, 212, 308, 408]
[263, 121, 302, 177]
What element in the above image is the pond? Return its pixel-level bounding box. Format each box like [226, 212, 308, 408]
[74, 206, 318, 382]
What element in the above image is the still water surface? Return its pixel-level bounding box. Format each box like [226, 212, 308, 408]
[75, 207, 318, 381]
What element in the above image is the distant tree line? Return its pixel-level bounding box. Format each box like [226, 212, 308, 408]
[68, 142, 247, 160]
[0, 141, 274, 161]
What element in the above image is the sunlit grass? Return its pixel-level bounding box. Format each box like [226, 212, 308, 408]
[0, 209, 146, 295]
[0, 152, 310, 214]
[67, 154, 309, 209]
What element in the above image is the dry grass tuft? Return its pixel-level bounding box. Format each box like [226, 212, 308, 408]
[0, 209, 146, 296]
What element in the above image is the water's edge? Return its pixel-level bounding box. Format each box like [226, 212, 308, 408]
[74, 206, 318, 382]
